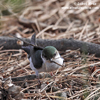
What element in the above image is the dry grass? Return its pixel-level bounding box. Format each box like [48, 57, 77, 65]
[0, 0, 100, 99]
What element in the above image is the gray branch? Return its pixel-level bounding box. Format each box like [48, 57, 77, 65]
[11, 74, 51, 82]
[0, 36, 100, 57]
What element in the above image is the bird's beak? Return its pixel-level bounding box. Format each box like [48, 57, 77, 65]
[50, 59, 63, 67]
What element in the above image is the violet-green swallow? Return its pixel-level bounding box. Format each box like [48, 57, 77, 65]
[21, 34, 64, 81]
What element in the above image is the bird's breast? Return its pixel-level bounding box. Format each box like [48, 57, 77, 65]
[41, 57, 63, 72]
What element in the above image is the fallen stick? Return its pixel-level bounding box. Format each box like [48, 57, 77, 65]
[11, 74, 37, 82]
[0, 36, 100, 57]
[11, 73, 51, 82]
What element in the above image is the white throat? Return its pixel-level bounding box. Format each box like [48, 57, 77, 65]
[41, 53, 63, 72]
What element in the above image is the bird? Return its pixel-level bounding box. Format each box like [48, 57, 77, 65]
[20, 34, 64, 83]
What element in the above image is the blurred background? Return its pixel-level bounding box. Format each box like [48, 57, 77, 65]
[0, 0, 100, 43]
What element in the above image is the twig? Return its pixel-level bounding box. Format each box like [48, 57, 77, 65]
[40, 81, 54, 92]
[10, 34, 35, 47]
[51, 60, 64, 67]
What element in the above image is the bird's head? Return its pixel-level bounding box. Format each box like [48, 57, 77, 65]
[42, 46, 58, 61]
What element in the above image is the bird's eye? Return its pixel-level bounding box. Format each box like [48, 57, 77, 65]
[53, 52, 57, 57]
[42, 53, 46, 58]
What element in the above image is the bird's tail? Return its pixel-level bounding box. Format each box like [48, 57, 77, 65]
[19, 33, 37, 54]
[10, 34, 43, 54]
[30, 33, 37, 45]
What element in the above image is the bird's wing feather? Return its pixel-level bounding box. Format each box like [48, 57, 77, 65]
[22, 46, 30, 54]
[31, 33, 36, 45]
[34, 50, 43, 69]
[30, 34, 43, 69]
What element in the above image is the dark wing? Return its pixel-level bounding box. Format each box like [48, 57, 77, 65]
[31, 33, 43, 50]
[22, 46, 30, 54]
[33, 50, 43, 69]
[30, 34, 43, 69]
[21, 34, 43, 69]
[22, 46, 30, 58]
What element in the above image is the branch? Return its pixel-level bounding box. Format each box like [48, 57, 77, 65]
[11, 73, 51, 82]
[11, 74, 36, 82]
[0, 36, 100, 57]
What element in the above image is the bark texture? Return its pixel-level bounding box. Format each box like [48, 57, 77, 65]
[0, 36, 100, 56]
